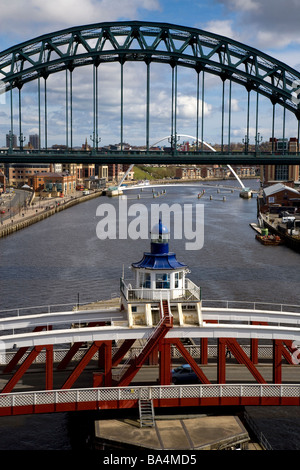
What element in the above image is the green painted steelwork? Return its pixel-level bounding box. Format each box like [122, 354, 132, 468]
[0, 149, 299, 165]
[1, 21, 300, 116]
[1, 21, 300, 165]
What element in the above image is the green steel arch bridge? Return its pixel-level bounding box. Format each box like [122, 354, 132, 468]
[1, 20, 300, 165]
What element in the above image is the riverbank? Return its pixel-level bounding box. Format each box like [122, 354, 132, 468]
[0, 189, 103, 239]
[0, 176, 258, 239]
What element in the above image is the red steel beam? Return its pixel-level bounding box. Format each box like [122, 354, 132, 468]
[250, 322, 268, 364]
[273, 340, 282, 384]
[159, 339, 172, 385]
[57, 322, 105, 370]
[172, 338, 211, 384]
[98, 341, 112, 386]
[56, 342, 84, 370]
[118, 315, 172, 387]
[46, 345, 53, 390]
[1, 345, 44, 393]
[218, 339, 226, 384]
[61, 341, 102, 389]
[226, 339, 267, 384]
[200, 338, 208, 365]
[112, 339, 136, 367]
[3, 326, 49, 373]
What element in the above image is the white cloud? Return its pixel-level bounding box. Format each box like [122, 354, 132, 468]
[202, 19, 237, 40]
[223, 0, 260, 12]
[0, 0, 161, 42]
[213, 0, 300, 50]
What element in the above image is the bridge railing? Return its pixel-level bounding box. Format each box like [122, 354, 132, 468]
[202, 299, 300, 313]
[120, 278, 201, 302]
[0, 384, 300, 413]
[0, 300, 109, 318]
[1, 298, 298, 319]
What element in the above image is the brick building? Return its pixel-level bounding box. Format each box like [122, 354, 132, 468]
[29, 172, 76, 195]
[261, 183, 300, 214]
[261, 137, 300, 186]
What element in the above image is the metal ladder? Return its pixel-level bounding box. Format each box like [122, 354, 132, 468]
[138, 399, 155, 427]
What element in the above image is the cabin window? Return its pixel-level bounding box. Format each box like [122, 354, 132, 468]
[156, 273, 170, 289]
[174, 271, 183, 288]
[139, 272, 151, 288]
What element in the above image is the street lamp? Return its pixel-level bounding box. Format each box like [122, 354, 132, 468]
[90, 132, 101, 151]
[168, 133, 180, 152]
[19, 133, 26, 151]
[255, 133, 263, 153]
[242, 135, 249, 154]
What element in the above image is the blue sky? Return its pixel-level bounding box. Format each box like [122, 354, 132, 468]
[1, 0, 300, 148]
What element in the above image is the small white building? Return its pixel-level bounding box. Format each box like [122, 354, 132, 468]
[120, 220, 202, 327]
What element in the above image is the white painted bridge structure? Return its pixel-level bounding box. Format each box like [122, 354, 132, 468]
[1, 299, 300, 348]
[1, 298, 300, 416]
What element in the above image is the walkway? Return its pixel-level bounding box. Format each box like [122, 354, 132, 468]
[95, 414, 251, 450]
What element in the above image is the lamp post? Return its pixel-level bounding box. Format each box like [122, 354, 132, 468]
[90, 132, 101, 152]
[255, 132, 263, 153]
[19, 133, 26, 151]
[168, 133, 180, 153]
[242, 135, 249, 154]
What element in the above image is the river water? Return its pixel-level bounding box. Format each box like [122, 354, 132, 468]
[0, 179, 299, 450]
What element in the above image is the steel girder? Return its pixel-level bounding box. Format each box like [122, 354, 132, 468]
[1, 21, 300, 117]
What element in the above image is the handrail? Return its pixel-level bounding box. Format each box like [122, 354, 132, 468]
[202, 299, 300, 313]
[121, 278, 201, 301]
[114, 298, 173, 380]
[1, 298, 299, 319]
[0, 383, 300, 414]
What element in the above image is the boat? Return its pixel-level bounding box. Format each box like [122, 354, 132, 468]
[240, 188, 252, 199]
[106, 186, 123, 197]
[257, 183, 300, 253]
[255, 232, 283, 246]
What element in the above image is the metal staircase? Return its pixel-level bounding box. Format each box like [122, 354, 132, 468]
[139, 399, 155, 427]
[117, 299, 173, 387]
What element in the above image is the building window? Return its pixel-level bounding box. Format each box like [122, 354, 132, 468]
[275, 165, 288, 181]
[174, 271, 183, 288]
[139, 272, 151, 288]
[156, 273, 170, 289]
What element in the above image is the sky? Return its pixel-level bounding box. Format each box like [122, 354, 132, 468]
[1, 0, 300, 148]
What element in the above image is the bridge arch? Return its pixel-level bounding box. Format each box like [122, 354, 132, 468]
[1, 21, 300, 116]
[1, 21, 300, 152]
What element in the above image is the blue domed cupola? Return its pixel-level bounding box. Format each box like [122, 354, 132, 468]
[132, 219, 187, 271]
[120, 219, 202, 328]
[150, 219, 170, 254]
[130, 220, 187, 301]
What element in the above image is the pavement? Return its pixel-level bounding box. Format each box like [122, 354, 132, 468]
[95, 413, 259, 450]
[0, 190, 102, 232]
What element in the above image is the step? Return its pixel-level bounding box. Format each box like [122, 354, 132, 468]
[139, 399, 155, 427]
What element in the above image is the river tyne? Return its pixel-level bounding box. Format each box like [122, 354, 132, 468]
[0, 179, 300, 450]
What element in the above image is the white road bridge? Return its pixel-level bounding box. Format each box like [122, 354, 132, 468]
[1, 300, 300, 350]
